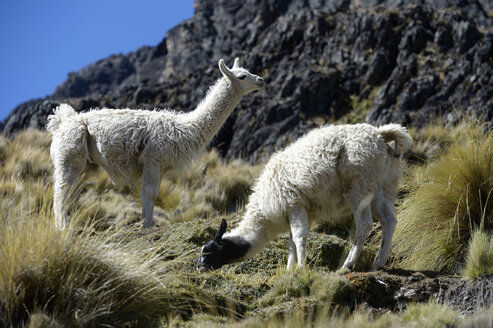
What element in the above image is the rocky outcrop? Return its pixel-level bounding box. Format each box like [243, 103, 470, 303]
[3, 0, 493, 162]
[347, 270, 493, 315]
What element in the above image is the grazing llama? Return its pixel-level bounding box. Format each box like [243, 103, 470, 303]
[198, 123, 412, 272]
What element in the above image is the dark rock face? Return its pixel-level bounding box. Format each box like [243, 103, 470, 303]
[3, 0, 493, 162]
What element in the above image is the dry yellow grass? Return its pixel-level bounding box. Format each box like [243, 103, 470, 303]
[462, 230, 493, 280]
[392, 121, 493, 272]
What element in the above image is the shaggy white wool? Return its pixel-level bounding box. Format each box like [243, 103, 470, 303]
[224, 123, 412, 271]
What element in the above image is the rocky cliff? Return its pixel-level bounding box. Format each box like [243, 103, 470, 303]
[3, 0, 493, 162]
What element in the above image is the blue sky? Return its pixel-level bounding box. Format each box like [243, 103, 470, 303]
[0, 0, 194, 120]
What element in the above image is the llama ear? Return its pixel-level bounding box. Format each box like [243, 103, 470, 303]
[215, 218, 227, 243]
[218, 59, 233, 79]
[233, 58, 240, 69]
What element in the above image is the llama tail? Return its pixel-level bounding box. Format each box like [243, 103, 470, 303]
[378, 124, 413, 155]
[46, 103, 77, 134]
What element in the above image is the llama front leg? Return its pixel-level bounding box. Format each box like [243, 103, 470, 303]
[141, 164, 161, 228]
[288, 206, 309, 267]
[372, 198, 397, 271]
[287, 231, 298, 269]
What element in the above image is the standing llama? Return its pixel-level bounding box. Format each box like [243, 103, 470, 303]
[47, 58, 264, 230]
[198, 123, 412, 272]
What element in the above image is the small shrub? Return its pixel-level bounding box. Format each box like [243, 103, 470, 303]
[462, 230, 493, 280]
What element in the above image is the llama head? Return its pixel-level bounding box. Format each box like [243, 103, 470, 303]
[197, 218, 250, 271]
[218, 58, 264, 95]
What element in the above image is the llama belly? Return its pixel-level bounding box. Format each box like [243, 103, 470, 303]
[87, 138, 142, 189]
[307, 188, 351, 223]
[101, 161, 141, 189]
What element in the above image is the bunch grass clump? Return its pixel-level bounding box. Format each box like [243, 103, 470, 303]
[258, 267, 352, 308]
[401, 302, 460, 328]
[392, 121, 493, 272]
[462, 230, 493, 280]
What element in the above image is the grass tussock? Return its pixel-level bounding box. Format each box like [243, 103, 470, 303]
[401, 302, 460, 328]
[407, 119, 486, 164]
[25, 311, 64, 328]
[392, 121, 493, 272]
[462, 230, 493, 280]
[258, 267, 352, 308]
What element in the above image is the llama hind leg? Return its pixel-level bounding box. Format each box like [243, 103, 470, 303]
[342, 193, 374, 271]
[53, 176, 65, 230]
[141, 164, 161, 228]
[53, 161, 87, 230]
[288, 206, 309, 267]
[371, 196, 397, 271]
[287, 231, 298, 269]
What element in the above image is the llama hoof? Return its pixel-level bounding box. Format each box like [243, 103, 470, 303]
[142, 221, 154, 229]
[370, 265, 383, 272]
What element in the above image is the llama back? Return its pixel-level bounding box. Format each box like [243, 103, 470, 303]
[46, 104, 78, 134]
[244, 124, 396, 222]
[244, 125, 352, 221]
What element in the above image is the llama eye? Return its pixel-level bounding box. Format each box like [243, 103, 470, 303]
[238, 75, 246, 80]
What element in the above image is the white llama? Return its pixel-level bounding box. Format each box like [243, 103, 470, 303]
[198, 123, 412, 272]
[47, 58, 264, 229]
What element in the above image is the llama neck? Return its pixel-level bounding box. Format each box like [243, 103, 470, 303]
[184, 77, 241, 149]
[224, 208, 282, 261]
[220, 236, 251, 264]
